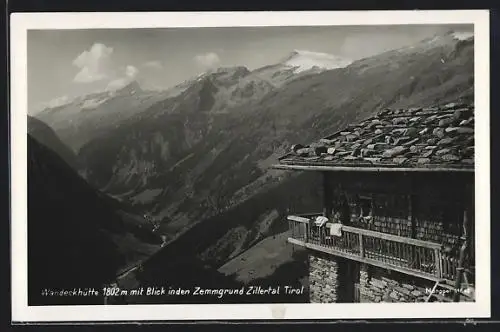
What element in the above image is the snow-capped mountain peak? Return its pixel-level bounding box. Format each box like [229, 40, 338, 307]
[452, 31, 474, 41]
[281, 50, 352, 73]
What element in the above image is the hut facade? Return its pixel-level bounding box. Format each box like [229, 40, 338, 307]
[272, 102, 475, 303]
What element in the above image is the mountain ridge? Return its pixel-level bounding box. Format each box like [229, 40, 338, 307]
[33, 48, 354, 154]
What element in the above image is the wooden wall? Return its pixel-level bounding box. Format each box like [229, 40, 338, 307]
[324, 171, 474, 253]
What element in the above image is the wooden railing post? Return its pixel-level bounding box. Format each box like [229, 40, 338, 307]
[304, 220, 310, 243]
[434, 248, 442, 279]
[288, 217, 453, 282]
[359, 233, 365, 258]
[322, 172, 333, 219]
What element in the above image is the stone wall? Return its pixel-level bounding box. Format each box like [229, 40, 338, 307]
[308, 254, 474, 303]
[309, 253, 340, 303]
[359, 265, 428, 302]
[359, 264, 472, 302]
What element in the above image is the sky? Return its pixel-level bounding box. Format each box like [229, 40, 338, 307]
[27, 24, 472, 114]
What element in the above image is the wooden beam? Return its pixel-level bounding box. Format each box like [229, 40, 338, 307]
[409, 196, 416, 239]
[425, 280, 441, 302]
[288, 216, 442, 249]
[287, 215, 311, 223]
[359, 233, 365, 258]
[288, 238, 448, 283]
[340, 225, 443, 249]
[453, 203, 470, 302]
[409, 177, 417, 273]
[408, 176, 416, 239]
[322, 172, 333, 218]
[434, 248, 442, 279]
[374, 109, 465, 120]
[271, 164, 474, 173]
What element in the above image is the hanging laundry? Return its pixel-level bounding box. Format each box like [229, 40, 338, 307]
[314, 215, 329, 227]
[330, 223, 343, 237]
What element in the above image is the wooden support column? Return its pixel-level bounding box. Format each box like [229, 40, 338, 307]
[468, 181, 475, 276]
[409, 194, 415, 238]
[359, 233, 365, 258]
[453, 179, 472, 302]
[322, 171, 333, 219]
[408, 175, 416, 238]
[408, 175, 417, 270]
[434, 248, 442, 279]
[453, 208, 468, 302]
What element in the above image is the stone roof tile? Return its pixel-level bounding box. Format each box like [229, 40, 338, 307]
[278, 102, 474, 170]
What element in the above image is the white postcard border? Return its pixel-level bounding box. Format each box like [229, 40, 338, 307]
[10, 10, 491, 322]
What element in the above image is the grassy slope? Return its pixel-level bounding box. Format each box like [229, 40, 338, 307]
[218, 230, 305, 283]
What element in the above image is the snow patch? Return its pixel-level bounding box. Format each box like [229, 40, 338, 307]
[81, 97, 107, 109]
[453, 31, 474, 41]
[426, 36, 441, 44]
[283, 50, 352, 73]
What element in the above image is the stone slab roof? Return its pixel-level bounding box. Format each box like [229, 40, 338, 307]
[275, 102, 474, 172]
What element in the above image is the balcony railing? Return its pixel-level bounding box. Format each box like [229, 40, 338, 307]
[288, 214, 462, 283]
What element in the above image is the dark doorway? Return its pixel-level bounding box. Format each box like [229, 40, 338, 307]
[338, 259, 361, 302]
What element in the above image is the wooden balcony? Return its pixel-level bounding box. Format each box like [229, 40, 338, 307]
[287, 214, 465, 285]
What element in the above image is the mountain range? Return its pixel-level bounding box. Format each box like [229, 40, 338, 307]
[28, 30, 474, 304]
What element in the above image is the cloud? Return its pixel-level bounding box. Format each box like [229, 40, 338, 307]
[72, 43, 114, 83]
[142, 60, 163, 70]
[125, 65, 139, 78]
[194, 52, 220, 70]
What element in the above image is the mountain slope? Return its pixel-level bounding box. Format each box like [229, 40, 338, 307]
[77, 65, 281, 194]
[34, 50, 344, 156]
[27, 115, 78, 169]
[218, 231, 301, 283]
[35, 81, 178, 152]
[27, 135, 162, 305]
